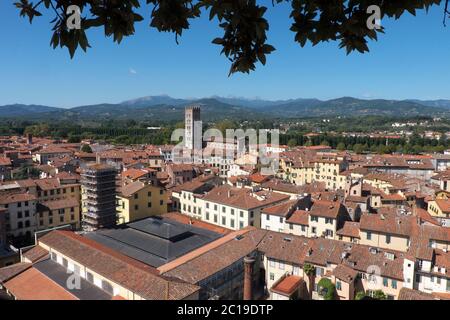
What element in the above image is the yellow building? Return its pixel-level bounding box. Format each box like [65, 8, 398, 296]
[427, 198, 450, 227]
[37, 198, 80, 231]
[117, 181, 167, 224]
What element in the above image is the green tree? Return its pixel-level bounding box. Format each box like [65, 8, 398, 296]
[317, 278, 336, 300]
[353, 143, 364, 154]
[287, 138, 297, 148]
[81, 144, 93, 153]
[372, 290, 387, 300]
[15, 0, 448, 75]
[336, 142, 346, 151]
[355, 291, 366, 300]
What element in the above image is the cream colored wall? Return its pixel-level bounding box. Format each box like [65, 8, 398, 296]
[179, 190, 204, 220]
[38, 243, 139, 299]
[359, 230, 409, 252]
[284, 223, 309, 237]
[309, 216, 337, 239]
[360, 274, 403, 300]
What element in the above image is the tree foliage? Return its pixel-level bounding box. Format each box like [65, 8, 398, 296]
[81, 143, 93, 153]
[14, 0, 446, 74]
[317, 278, 335, 300]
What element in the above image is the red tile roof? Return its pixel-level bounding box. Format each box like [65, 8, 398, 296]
[4, 267, 77, 300]
[39, 230, 200, 300]
[271, 275, 303, 296]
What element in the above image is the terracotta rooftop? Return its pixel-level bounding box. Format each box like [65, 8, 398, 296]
[202, 185, 290, 210]
[4, 267, 77, 300]
[332, 264, 358, 283]
[336, 221, 361, 238]
[271, 275, 303, 296]
[39, 230, 200, 300]
[39, 198, 79, 211]
[286, 210, 309, 226]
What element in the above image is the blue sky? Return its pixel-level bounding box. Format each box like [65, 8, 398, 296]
[0, 1, 450, 107]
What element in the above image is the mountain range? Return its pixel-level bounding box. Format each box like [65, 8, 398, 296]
[1, 96, 450, 122]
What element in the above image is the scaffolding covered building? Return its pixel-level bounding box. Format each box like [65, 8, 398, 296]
[81, 164, 117, 231]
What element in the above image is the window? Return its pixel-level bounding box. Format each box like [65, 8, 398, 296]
[222, 216, 226, 225]
[279, 217, 283, 223]
[279, 262, 285, 270]
[392, 280, 397, 289]
[51, 252, 57, 261]
[86, 272, 94, 283]
[25, 201, 29, 206]
[415, 274, 421, 283]
[250, 211, 254, 218]
[316, 267, 324, 276]
[18, 202, 22, 208]
[148, 191, 152, 197]
[49, 218, 53, 224]
[206, 203, 209, 209]
[71, 207, 74, 212]
[17, 222, 23, 229]
[134, 205, 139, 211]
[293, 266, 300, 275]
[214, 215, 218, 223]
[62, 257, 68, 268]
[269, 260, 275, 268]
[60, 216, 64, 223]
[25, 220, 30, 227]
[222, 207, 226, 213]
[266, 215, 270, 221]
[239, 221, 244, 229]
[312, 227, 317, 234]
[289, 223, 293, 230]
[270, 273, 274, 281]
[336, 281, 342, 291]
[301, 225, 306, 232]
[74, 264, 81, 275]
[231, 209, 234, 215]
[214, 204, 218, 211]
[71, 214, 75, 220]
[160, 189, 163, 195]
[383, 278, 388, 287]
[134, 193, 138, 199]
[311, 216, 318, 222]
[386, 235, 391, 244]
[17, 211, 22, 219]
[160, 200, 164, 206]
[230, 219, 235, 228]
[240, 211, 244, 218]
[366, 232, 372, 240]
[101, 280, 114, 295]
[206, 212, 210, 220]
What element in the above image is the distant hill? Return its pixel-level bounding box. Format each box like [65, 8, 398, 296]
[0, 104, 63, 117]
[274, 97, 447, 117]
[406, 99, 450, 109]
[1, 96, 449, 121]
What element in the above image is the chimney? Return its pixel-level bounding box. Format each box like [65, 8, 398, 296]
[27, 133, 32, 145]
[243, 256, 255, 300]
